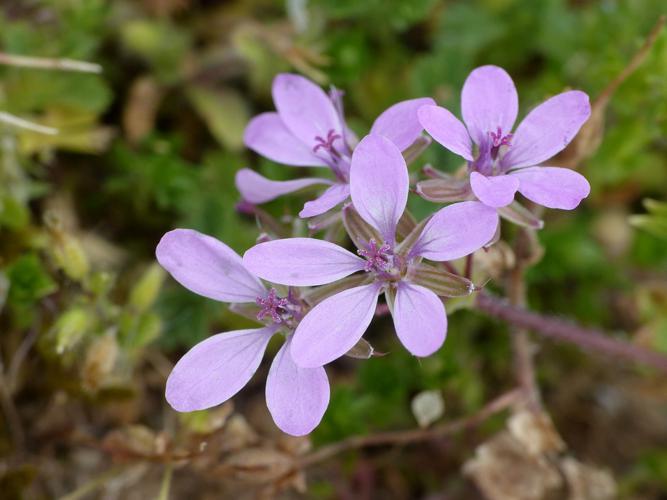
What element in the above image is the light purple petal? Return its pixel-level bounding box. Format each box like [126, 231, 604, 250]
[461, 65, 518, 146]
[412, 201, 500, 261]
[299, 183, 350, 218]
[418, 105, 473, 161]
[502, 90, 591, 169]
[349, 134, 408, 242]
[470, 171, 520, 208]
[392, 282, 446, 357]
[370, 97, 436, 151]
[243, 238, 365, 286]
[166, 327, 275, 411]
[266, 338, 330, 436]
[291, 283, 380, 368]
[272, 73, 342, 148]
[235, 169, 332, 205]
[510, 166, 590, 210]
[156, 229, 265, 303]
[243, 112, 327, 167]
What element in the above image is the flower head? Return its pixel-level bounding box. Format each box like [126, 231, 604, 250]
[418, 65, 592, 210]
[243, 134, 499, 368]
[156, 228, 329, 436]
[237, 73, 435, 218]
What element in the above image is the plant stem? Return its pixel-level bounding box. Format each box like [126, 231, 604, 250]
[508, 231, 541, 409]
[475, 292, 667, 373]
[298, 389, 521, 468]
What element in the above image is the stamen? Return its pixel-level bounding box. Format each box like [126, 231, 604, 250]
[489, 127, 513, 148]
[256, 288, 290, 324]
[313, 129, 343, 159]
[358, 239, 393, 273]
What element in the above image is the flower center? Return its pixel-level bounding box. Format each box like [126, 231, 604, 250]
[313, 129, 342, 159]
[255, 288, 307, 329]
[488, 127, 513, 161]
[470, 126, 513, 176]
[358, 239, 403, 281]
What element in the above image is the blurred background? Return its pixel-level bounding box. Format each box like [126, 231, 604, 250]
[0, 0, 666, 498]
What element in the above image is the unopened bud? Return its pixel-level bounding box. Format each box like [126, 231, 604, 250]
[129, 264, 165, 312]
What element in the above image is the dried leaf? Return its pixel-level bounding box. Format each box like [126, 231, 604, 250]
[508, 410, 565, 456]
[123, 76, 163, 144]
[82, 333, 118, 391]
[220, 447, 293, 483]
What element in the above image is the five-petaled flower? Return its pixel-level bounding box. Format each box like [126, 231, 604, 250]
[236, 73, 434, 218]
[156, 229, 329, 436]
[243, 134, 499, 368]
[418, 65, 592, 210]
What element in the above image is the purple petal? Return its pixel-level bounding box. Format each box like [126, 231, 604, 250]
[166, 327, 275, 411]
[502, 90, 591, 169]
[156, 229, 265, 303]
[266, 338, 330, 436]
[392, 282, 446, 357]
[370, 97, 436, 151]
[291, 284, 380, 368]
[412, 201, 499, 261]
[469, 171, 520, 208]
[299, 183, 350, 218]
[272, 73, 342, 148]
[243, 112, 327, 167]
[461, 65, 518, 146]
[235, 168, 332, 204]
[243, 238, 365, 286]
[510, 166, 590, 210]
[349, 134, 408, 242]
[418, 105, 473, 161]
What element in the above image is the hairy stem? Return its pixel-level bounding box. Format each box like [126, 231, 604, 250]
[508, 231, 541, 409]
[475, 292, 667, 373]
[298, 389, 521, 468]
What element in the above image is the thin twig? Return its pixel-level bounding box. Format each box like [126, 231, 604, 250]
[0, 52, 102, 73]
[475, 292, 667, 373]
[7, 324, 40, 394]
[0, 112, 58, 135]
[298, 389, 521, 468]
[595, 15, 665, 108]
[0, 361, 25, 453]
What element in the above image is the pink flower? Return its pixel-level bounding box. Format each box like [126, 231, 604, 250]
[237, 73, 434, 217]
[243, 134, 499, 368]
[418, 65, 591, 209]
[156, 229, 329, 436]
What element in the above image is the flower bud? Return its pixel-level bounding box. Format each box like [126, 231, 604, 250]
[129, 264, 165, 313]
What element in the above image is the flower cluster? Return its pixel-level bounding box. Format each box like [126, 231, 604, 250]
[157, 66, 591, 436]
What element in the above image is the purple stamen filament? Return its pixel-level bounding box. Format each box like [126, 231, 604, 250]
[256, 288, 290, 323]
[488, 127, 513, 161]
[313, 129, 343, 159]
[358, 239, 394, 275]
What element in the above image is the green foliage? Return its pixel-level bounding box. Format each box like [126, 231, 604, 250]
[2, 0, 667, 495]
